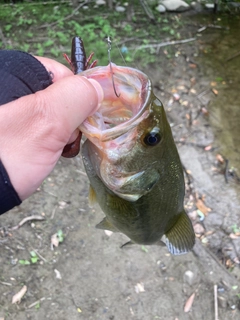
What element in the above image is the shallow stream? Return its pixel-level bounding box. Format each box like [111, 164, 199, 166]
[198, 15, 240, 174]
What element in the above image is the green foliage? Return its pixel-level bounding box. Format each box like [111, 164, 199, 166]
[57, 230, 64, 243]
[231, 224, 240, 234]
[19, 251, 39, 265]
[0, 1, 193, 67]
[19, 259, 31, 265]
[30, 251, 39, 264]
[141, 245, 148, 253]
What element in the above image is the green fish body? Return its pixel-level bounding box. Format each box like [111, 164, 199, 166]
[79, 65, 195, 255]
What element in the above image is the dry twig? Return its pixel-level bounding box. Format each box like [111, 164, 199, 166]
[31, 248, 48, 263]
[10, 215, 45, 231]
[184, 292, 195, 312]
[214, 284, 219, 320]
[28, 297, 46, 309]
[226, 51, 240, 62]
[132, 38, 196, 56]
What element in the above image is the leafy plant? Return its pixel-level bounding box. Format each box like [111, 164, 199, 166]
[19, 251, 39, 265]
[30, 251, 39, 264]
[232, 224, 240, 234]
[57, 230, 64, 243]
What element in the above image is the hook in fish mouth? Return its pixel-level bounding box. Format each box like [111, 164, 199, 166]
[79, 64, 152, 143]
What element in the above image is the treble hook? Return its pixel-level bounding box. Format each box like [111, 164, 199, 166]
[106, 36, 120, 98]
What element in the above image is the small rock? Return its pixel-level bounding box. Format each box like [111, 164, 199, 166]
[188, 210, 198, 220]
[156, 4, 166, 13]
[205, 3, 215, 9]
[183, 270, 198, 286]
[115, 6, 126, 12]
[161, 0, 190, 12]
[193, 223, 205, 234]
[96, 0, 106, 5]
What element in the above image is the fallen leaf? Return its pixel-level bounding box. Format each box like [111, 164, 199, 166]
[177, 85, 185, 90]
[212, 88, 218, 95]
[205, 230, 215, 236]
[190, 88, 197, 94]
[201, 107, 209, 116]
[204, 145, 212, 151]
[216, 154, 224, 164]
[229, 233, 240, 239]
[12, 285, 27, 304]
[196, 199, 211, 215]
[210, 81, 217, 87]
[189, 63, 197, 68]
[184, 292, 195, 312]
[181, 100, 189, 106]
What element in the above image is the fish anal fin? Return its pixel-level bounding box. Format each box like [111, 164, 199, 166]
[96, 217, 119, 232]
[88, 185, 97, 207]
[163, 211, 195, 255]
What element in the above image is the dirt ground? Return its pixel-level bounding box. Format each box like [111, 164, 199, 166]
[1, 13, 240, 320]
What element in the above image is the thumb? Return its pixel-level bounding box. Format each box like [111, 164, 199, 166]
[37, 74, 103, 139]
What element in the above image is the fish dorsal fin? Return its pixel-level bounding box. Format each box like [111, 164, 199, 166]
[163, 211, 195, 255]
[96, 217, 119, 232]
[88, 185, 97, 207]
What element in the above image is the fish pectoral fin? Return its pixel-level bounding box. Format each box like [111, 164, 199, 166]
[163, 211, 195, 255]
[96, 217, 119, 232]
[88, 185, 97, 207]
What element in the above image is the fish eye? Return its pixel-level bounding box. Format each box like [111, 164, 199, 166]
[143, 129, 161, 147]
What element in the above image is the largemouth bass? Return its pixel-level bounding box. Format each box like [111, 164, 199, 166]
[79, 64, 195, 255]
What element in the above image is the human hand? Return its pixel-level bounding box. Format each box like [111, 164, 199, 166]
[0, 56, 103, 201]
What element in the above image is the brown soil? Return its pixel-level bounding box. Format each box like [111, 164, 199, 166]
[1, 13, 240, 320]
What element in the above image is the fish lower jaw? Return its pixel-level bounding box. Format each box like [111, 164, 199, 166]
[113, 190, 143, 202]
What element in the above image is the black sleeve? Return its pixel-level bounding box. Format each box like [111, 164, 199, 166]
[0, 50, 53, 215]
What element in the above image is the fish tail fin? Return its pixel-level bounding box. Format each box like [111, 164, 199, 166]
[163, 211, 195, 255]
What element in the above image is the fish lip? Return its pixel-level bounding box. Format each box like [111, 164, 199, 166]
[113, 191, 143, 202]
[79, 64, 152, 142]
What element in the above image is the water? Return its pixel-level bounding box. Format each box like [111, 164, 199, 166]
[198, 15, 240, 174]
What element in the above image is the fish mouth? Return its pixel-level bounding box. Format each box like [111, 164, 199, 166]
[80, 64, 154, 201]
[79, 64, 151, 143]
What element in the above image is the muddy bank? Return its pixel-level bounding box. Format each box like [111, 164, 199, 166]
[1, 12, 240, 320]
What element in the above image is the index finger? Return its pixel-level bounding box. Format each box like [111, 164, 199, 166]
[35, 56, 72, 82]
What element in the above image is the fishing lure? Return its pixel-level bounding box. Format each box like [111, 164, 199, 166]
[61, 37, 97, 158]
